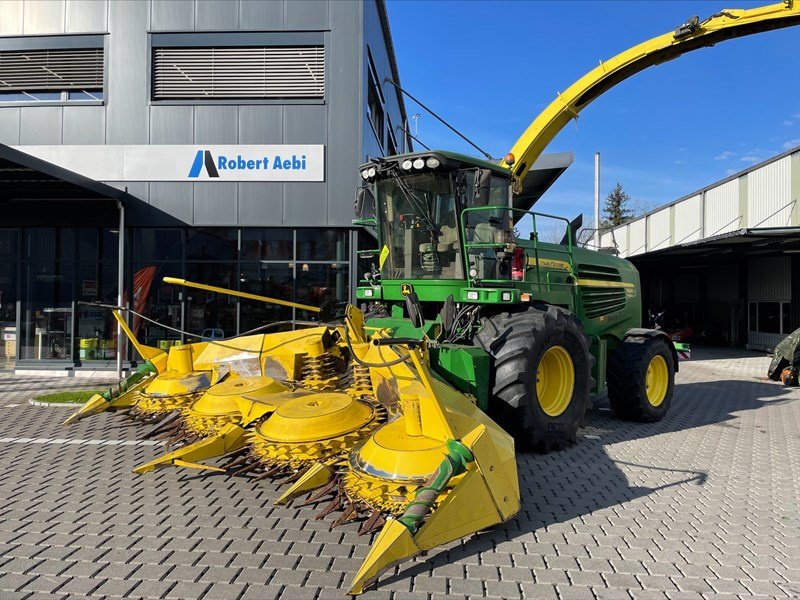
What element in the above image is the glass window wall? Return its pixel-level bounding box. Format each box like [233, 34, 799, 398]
[10, 226, 353, 365]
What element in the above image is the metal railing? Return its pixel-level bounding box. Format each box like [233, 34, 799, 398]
[459, 206, 576, 294]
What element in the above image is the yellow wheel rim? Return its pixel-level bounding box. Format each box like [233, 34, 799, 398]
[645, 355, 669, 407]
[536, 345, 575, 417]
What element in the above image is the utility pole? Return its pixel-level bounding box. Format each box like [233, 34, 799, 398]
[594, 152, 601, 249]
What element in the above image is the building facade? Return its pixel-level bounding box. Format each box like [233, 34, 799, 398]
[0, 0, 409, 371]
[600, 145, 800, 351]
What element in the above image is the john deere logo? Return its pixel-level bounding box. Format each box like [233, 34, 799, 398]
[188, 150, 220, 178]
[401, 283, 414, 296]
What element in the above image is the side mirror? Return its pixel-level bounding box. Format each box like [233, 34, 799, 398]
[473, 169, 492, 206]
[354, 186, 375, 219]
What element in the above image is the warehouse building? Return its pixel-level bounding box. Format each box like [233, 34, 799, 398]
[601, 145, 800, 351]
[0, 0, 411, 372]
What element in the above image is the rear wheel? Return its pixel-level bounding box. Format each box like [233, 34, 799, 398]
[474, 305, 592, 452]
[608, 336, 674, 421]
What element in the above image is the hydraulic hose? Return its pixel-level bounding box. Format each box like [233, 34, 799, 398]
[100, 360, 157, 402]
[397, 439, 474, 534]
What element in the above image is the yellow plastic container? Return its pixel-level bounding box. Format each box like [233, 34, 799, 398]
[79, 338, 98, 360]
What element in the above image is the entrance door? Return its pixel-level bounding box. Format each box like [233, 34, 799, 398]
[21, 262, 74, 361]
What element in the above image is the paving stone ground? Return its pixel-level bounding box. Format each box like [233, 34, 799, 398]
[0, 347, 798, 600]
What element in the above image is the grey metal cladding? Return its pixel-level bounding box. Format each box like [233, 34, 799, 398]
[0, 108, 21, 145]
[107, 0, 148, 144]
[150, 0, 194, 31]
[195, 0, 239, 30]
[66, 0, 108, 33]
[238, 182, 283, 224]
[327, 0, 360, 227]
[150, 105, 193, 144]
[23, 0, 65, 34]
[0, 1, 23, 35]
[150, 32, 324, 47]
[150, 182, 193, 222]
[239, 0, 284, 30]
[63, 105, 105, 144]
[284, 182, 327, 226]
[283, 105, 325, 144]
[19, 106, 62, 144]
[238, 106, 283, 144]
[0, 34, 105, 50]
[284, 0, 329, 30]
[194, 182, 238, 225]
[195, 106, 239, 145]
[5, 0, 407, 230]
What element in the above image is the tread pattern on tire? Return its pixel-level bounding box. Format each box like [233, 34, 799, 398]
[474, 304, 593, 453]
[607, 335, 674, 422]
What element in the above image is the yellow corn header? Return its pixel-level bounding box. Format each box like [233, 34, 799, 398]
[65, 279, 519, 594]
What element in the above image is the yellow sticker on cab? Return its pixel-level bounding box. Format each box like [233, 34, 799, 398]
[379, 245, 390, 269]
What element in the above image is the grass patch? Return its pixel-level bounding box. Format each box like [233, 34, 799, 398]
[33, 390, 104, 404]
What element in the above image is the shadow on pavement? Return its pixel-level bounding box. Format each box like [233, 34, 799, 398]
[380, 373, 798, 584]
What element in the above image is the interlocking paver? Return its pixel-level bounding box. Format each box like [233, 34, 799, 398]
[0, 349, 796, 599]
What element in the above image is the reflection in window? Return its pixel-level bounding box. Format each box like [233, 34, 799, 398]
[134, 229, 183, 262]
[241, 229, 293, 261]
[184, 263, 238, 340]
[239, 263, 294, 332]
[296, 229, 348, 261]
[296, 263, 348, 321]
[185, 228, 238, 261]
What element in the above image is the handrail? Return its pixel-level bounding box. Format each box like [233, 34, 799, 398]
[459, 205, 577, 296]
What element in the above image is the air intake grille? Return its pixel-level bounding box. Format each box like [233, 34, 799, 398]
[582, 288, 627, 319]
[577, 264, 627, 318]
[0, 48, 103, 91]
[153, 46, 325, 100]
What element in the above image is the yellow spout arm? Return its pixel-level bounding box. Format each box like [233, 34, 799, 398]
[503, 0, 800, 193]
[163, 277, 321, 313]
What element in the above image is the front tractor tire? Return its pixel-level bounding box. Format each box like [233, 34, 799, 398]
[608, 336, 675, 422]
[475, 305, 592, 453]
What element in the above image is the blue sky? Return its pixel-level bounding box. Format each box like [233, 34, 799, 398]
[385, 0, 800, 222]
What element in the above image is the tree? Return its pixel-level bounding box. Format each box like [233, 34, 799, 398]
[603, 182, 634, 227]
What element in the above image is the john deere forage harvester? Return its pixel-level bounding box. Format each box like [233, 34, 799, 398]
[65, 2, 800, 593]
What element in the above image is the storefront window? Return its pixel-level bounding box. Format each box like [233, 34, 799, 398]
[239, 263, 295, 332]
[134, 229, 183, 262]
[241, 229, 293, 261]
[186, 228, 238, 261]
[131, 262, 182, 350]
[297, 229, 348, 261]
[184, 262, 238, 340]
[21, 261, 74, 360]
[24, 227, 75, 261]
[296, 263, 349, 321]
[0, 230, 17, 366]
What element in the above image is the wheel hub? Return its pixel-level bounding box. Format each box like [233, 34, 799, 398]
[536, 345, 575, 417]
[645, 355, 668, 406]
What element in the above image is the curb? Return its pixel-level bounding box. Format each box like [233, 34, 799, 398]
[28, 398, 85, 408]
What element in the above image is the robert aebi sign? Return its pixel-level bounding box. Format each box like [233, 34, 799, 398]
[10, 144, 325, 182]
[189, 150, 312, 178]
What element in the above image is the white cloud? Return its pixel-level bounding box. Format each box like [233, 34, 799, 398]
[714, 150, 734, 160]
[783, 139, 800, 150]
[674, 159, 686, 166]
[784, 120, 794, 127]
[725, 169, 738, 176]
[740, 155, 762, 163]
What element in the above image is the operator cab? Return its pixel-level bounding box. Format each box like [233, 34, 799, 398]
[355, 151, 515, 284]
